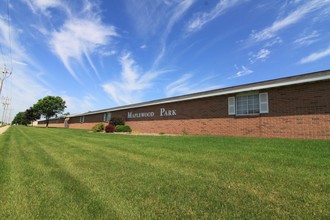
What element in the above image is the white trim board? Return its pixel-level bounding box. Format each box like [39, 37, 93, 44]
[70, 70, 330, 117]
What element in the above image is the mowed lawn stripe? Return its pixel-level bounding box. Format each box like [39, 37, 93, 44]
[30, 130, 229, 218]
[0, 126, 329, 219]
[1, 127, 120, 219]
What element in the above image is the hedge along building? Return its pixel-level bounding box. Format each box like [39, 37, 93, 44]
[38, 70, 330, 139]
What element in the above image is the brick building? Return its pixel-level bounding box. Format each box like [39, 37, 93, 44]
[38, 70, 330, 139]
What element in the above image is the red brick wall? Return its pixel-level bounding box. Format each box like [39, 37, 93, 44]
[124, 80, 330, 139]
[39, 80, 330, 139]
[68, 122, 108, 130]
[267, 81, 330, 116]
[38, 123, 65, 128]
[38, 118, 65, 125]
[69, 113, 106, 123]
[125, 114, 330, 139]
[38, 118, 65, 128]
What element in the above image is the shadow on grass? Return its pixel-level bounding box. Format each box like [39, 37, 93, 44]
[17, 141, 119, 219]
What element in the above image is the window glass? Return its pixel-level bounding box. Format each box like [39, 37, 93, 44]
[237, 94, 259, 115]
[237, 96, 247, 115]
[104, 112, 111, 122]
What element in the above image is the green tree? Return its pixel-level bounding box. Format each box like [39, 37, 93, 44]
[33, 96, 66, 127]
[12, 112, 30, 125]
[25, 107, 41, 126]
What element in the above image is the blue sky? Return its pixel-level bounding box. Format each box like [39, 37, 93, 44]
[0, 0, 330, 117]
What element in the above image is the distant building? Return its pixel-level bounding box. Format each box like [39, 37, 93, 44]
[38, 70, 330, 140]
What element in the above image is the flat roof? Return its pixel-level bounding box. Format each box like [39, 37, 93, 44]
[70, 69, 330, 117]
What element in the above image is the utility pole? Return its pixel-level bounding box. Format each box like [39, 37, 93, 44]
[1, 96, 10, 126]
[0, 64, 12, 96]
[6, 108, 12, 125]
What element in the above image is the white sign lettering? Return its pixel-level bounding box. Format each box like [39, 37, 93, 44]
[160, 108, 177, 116]
[127, 111, 155, 119]
[127, 108, 177, 119]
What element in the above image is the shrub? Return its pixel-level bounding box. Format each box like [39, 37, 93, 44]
[110, 117, 125, 126]
[105, 124, 115, 133]
[115, 125, 132, 132]
[92, 123, 104, 132]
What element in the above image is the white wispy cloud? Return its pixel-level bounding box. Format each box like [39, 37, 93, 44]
[50, 19, 116, 80]
[299, 46, 330, 64]
[48, 3, 118, 81]
[125, 0, 194, 38]
[1, 4, 113, 118]
[163, 0, 195, 38]
[61, 94, 96, 114]
[264, 36, 283, 47]
[250, 1, 330, 43]
[166, 73, 192, 97]
[124, 0, 194, 67]
[249, 48, 271, 64]
[102, 52, 166, 104]
[165, 73, 219, 97]
[229, 66, 253, 79]
[294, 30, 320, 46]
[186, 0, 242, 33]
[0, 17, 52, 117]
[8, 69, 51, 112]
[0, 16, 33, 65]
[0, 16, 44, 76]
[124, 1, 165, 38]
[153, 0, 195, 67]
[23, 0, 70, 16]
[23, 1, 118, 81]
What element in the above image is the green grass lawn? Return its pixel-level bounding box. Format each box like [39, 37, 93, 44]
[0, 126, 329, 219]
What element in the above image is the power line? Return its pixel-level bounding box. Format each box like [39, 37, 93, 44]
[0, 0, 5, 64]
[6, 0, 13, 70]
[0, 13, 5, 65]
[0, 43, 5, 65]
[0, 0, 10, 65]
[6, 0, 13, 103]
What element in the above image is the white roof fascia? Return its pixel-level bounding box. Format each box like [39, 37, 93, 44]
[73, 73, 330, 116]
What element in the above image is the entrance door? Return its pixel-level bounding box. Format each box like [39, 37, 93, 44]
[64, 118, 70, 128]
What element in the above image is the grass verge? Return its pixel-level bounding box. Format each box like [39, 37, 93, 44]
[0, 126, 329, 219]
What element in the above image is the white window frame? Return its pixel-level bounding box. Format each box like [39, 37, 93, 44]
[80, 116, 85, 123]
[228, 96, 236, 115]
[228, 92, 269, 116]
[259, 93, 269, 113]
[236, 93, 260, 115]
[103, 112, 111, 122]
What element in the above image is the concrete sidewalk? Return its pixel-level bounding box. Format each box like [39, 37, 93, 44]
[0, 125, 10, 134]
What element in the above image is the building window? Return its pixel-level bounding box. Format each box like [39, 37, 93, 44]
[228, 93, 268, 115]
[80, 116, 85, 123]
[103, 112, 111, 122]
[237, 94, 259, 115]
